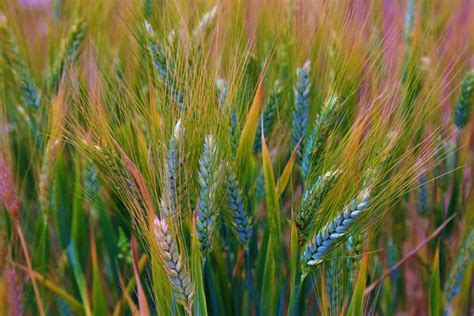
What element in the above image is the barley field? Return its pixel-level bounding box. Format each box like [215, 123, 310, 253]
[1, 0, 474, 315]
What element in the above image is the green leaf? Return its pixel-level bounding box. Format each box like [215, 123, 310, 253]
[260, 241, 276, 315]
[287, 219, 300, 316]
[347, 253, 367, 316]
[429, 245, 443, 316]
[67, 242, 92, 316]
[191, 220, 208, 316]
[236, 74, 264, 186]
[261, 131, 282, 266]
[260, 133, 282, 315]
[91, 230, 108, 316]
[276, 145, 299, 198]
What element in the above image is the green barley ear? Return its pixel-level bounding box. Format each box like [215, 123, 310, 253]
[39, 139, 61, 224]
[154, 216, 194, 313]
[292, 60, 311, 157]
[403, 0, 415, 45]
[301, 186, 371, 275]
[82, 159, 100, 219]
[325, 255, 344, 313]
[445, 230, 474, 312]
[196, 135, 220, 255]
[216, 77, 228, 108]
[346, 233, 364, 285]
[230, 106, 239, 154]
[0, 17, 40, 108]
[296, 170, 340, 245]
[145, 20, 184, 111]
[225, 168, 253, 248]
[453, 71, 474, 129]
[193, 5, 218, 41]
[416, 167, 429, 216]
[162, 120, 183, 216]
[301, 95, 338, 179]
[50, 17, 87, 92]
[254, 79, 282, 153]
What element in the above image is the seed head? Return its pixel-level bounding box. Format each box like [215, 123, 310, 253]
[154, 216, 194, 312]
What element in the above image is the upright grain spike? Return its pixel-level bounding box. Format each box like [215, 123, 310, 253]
[0, 18, 40, 108]
[225, 168, 253, 247]
[292, 60, 311, 158]
[195, 135, 220, 255]
[453, 71, 474, 129]
[50, 17, 87, 92]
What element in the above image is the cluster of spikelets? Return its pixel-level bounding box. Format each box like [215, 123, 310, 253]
[1, 0, 474, 315]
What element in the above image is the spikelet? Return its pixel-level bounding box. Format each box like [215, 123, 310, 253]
[301, 95, 337, 179]
[325, 256, 344, 313]
[434, 139, 455, 192]
[403, 0, 415, 44]
[346, 233, 364, 284]
[145, 20, 184, 111]
[445, 230, 474, 305]
[453, 71, 474, 129]
[230, 106, 239, 154]
[193, 5, 218, 40]
[216, 78, 228, 108]
[0, 153, 20, 218]
[416, 167, 429, 216]
[145, 20, 168, 82]
[38, 140, 61, 224]
[292, 61, 311, 157]
[83, 159, 100, 219]
[196, 135, 220, 255]
[163, 120, 183, 216]
[296, 170, 340, 245]
[386, 238, 401, 282]
[0, 17, 40, 108]
[226, 169, 252, 247]
[50, 17, 87, 92]
[154, 216, 194, 312]
[301, 187, 371, 273]
[254, 79, 282, 153]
